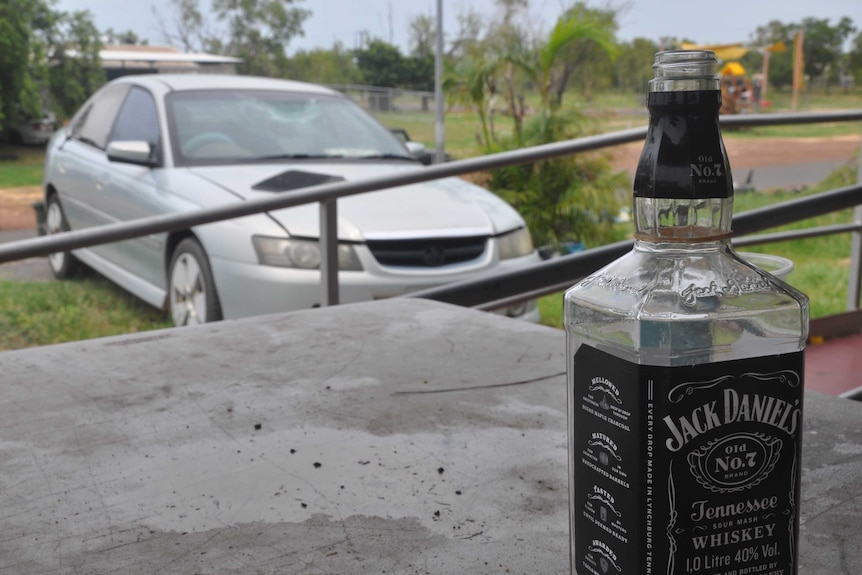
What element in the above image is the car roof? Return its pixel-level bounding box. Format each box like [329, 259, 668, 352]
[112, 73, 339, 97]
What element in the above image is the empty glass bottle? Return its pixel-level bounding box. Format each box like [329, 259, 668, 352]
[565, 50, 808, 575]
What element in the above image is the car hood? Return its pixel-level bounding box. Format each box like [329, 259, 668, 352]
[185, 162, 525, 241]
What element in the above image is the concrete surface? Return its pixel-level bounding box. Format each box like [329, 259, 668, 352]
[0, 299, 859, 574]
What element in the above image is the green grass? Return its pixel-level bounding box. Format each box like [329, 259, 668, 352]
[760, 87, 862, 112]
[732, 165, 858, 318]
[723, 122, 862, 139]
[537, 164, 860, 329]
[0, 274, 171, 351]
[0, 143, 46, 187]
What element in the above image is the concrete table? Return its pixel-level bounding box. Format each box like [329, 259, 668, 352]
[0, 299, 859, 574]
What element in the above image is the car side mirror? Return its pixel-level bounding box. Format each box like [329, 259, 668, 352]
[405, 141, 426, 157]
[107, 140, 158, 167]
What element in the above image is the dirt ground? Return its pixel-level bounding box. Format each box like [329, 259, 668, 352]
[1, 136, 859, 231]
[606, 134, 861, 173]
[0, 185, 42, 230]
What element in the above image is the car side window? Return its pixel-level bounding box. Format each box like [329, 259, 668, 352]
[111, 87, 160, 145]
[73, 84, 130, 150]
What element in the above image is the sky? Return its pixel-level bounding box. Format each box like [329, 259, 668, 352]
[54, 0, 861, 53]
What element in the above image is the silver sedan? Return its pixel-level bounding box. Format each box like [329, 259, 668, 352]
[43, 74, 541, 326]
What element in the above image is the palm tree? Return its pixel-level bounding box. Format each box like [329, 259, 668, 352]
[501, 10, 618, 143]
[443, 51, 500, 147]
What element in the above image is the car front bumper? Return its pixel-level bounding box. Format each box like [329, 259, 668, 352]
[210, 255, 541, 322]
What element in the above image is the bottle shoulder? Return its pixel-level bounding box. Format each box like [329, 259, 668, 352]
[565, 245, 808, 320]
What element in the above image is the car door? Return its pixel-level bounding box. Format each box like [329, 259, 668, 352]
[52, 84, 130, 232]
[97, 86, 168, 289]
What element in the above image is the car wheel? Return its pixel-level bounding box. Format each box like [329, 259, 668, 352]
[168, 238, 223, 326]
[46, 194, 82, 278]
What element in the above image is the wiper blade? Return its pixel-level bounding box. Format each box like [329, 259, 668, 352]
[357, 154, 417, 161]
[255, 153, 344, 161]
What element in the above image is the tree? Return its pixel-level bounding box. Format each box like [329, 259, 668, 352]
[213, 0, 311, 76]
[157, 0, 310, 76]
[0, 0, 51, 129]
[154, 0, 218, 52]
[0, 0, 104, 128]
[550, 2, 619, 103]
[404, 14, 435, 92]
[408, 13, 435, 59]
[448, 8, 485, 59]
[500, 8, 618, 141]
[353, 39, 404, 88]
[285, 43, 361, 85]
[749, 17, 857, 90]
[450, 5, 625, 249]
[849, 31, 862, 83]
[614, 37, 659, 93]
[444, 51, 500, 147]
[799, 16, 856, 90]
[103, 28, 147, 45]
[749, 20, 795, 89]
[47, 10, 106, 119]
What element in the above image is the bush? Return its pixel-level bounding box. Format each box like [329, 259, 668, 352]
[486, 110, 630, 250]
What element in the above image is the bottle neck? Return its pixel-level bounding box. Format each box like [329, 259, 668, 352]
[633, 90, 733, 245]
[633, 196, 734, 244]
[634, 51, 733, 247]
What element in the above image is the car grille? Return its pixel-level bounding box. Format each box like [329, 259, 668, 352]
[366, 236, 488, 267]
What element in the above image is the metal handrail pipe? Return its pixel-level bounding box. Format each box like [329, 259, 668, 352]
[3, 109, 862, 267]
[407, 182, 862, 308]
[469, 221, 862, 313]
[732, 182, 862, 236]
[3, 110, 862, 265]
[407, 240, 633, 308]
[0, 127, 649, 265]
[733, 222, 862, 247]
[719, 110, 862, 128]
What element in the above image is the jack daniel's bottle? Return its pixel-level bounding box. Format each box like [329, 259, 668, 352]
[565, 51, 808, 575]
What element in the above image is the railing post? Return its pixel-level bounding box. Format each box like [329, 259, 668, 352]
[846, 129, 862, 311]
[320, 199, 339, 307]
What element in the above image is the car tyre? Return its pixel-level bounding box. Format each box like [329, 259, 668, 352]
[46, 194, 83, 279]
[168, 238, 223, 326]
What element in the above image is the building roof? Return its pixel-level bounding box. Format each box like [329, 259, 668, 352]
[65, 45, 242, 68]
[99, 45, 242, 65]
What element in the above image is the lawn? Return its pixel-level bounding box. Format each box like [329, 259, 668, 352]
[0, 273, 172, 351]
[0, 144, 46, 187]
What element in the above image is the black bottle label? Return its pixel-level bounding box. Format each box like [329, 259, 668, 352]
[634, 90, 732, 200]
[572, 345, 803, 575]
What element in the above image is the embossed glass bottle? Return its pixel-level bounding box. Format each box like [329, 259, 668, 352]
[565, 51, 808, 575]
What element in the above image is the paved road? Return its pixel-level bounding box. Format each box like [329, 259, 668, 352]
[732, 159, 851, 190]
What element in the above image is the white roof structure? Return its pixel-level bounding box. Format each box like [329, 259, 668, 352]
[66, 45, 242, 77]
[98, 48, 242, 65]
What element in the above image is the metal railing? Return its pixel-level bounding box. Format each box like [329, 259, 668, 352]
[1, 110, 861, 332]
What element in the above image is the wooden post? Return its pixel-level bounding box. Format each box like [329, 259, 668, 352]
[791, 29, 804, 111]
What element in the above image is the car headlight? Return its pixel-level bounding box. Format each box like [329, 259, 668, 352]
[497, 227, 534, 260]
[252, 236, 363, 271]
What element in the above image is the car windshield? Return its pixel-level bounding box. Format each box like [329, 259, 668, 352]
[165, 89, 412, 166]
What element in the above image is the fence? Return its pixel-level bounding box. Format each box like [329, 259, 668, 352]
[1, 110, 861, 336]
[327, 84, 436, 114]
